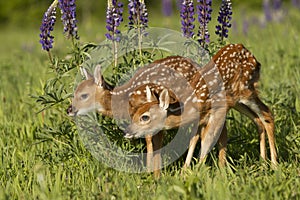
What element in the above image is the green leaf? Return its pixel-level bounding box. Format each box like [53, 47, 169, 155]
[295, 97, 300, 113]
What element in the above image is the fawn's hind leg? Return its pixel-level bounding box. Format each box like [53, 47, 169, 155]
[234, 102, 266, 160]
[183, 132, 200, 168]
[239, 96, 277, 165]
[183, 123, 228, 168]
[218, 124, 228, 167]
[199, 107, 227, 163]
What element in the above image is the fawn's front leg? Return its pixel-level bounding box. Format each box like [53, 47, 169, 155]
[152, 131, 163, 178]
[145, 131, 163, 178]
[145, 135, 153, 173]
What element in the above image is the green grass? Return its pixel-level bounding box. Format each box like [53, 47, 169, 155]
[1, 4, 300, 200]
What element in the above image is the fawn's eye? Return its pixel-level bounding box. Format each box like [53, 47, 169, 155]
[80, 94, 89, 100]
[140, 114, 150, 122]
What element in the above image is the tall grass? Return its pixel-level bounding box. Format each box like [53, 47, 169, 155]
[0, 4, 299, 200]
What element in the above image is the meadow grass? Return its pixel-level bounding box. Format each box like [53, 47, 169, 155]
[0, 5, 300, 200]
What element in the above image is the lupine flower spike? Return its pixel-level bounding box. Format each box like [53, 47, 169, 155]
[180, 0, 195, 38]
[128, 0, 148, 30]
[58, 0, 79, 40]
[106, 0, 124, 74]
[128, 0, 148, 57]
[263, 0, 272, 22]
[39, 0, 58, 52]
[197, 0, 212, 48]
[106, 0, 124, 41]
[273, 0, 282, 10]
[291, 0, 300, 9]
[215, 0, 232, 43]
[162, 0, 173, 16]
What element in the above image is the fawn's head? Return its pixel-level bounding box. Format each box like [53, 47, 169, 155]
[124, 86, 170, 138]
[67, 65, 113, 116]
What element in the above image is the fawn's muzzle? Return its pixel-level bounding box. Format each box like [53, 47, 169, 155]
[67, 105, 77, 116]
[123, 127, 135, 139]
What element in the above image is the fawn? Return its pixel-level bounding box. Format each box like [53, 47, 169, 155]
[68, 55, 211, 177]
[124, 44, 278, 168]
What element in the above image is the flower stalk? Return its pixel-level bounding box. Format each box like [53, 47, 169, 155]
[106, 0, 124, 74]
[58, 0, 79, 41]
[197, 0, 212, 48]
[215, 0, 232, 43]
[180, 0, 195, 38]
[128, 0, 148, 30]
[106, 0, 123, 42]
[162, 0, 173, 16]
[39, 0, 58, 62]
[128, 0, 148, 58]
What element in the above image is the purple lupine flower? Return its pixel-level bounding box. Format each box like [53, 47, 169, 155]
[106, 0, 124, 41]
[263, 0, 272, 22]
[39, 2, 57, 51]
[197, 0, 212, 47]
[291, 0, 300, 9]
[273, 0, 282, 10]
[162, 0, 173, 16]
[215, 0, 232, 41]
[58, 0, 79, 39]
[180, 0, 195, 38]
[139, 1, 148, 27]
[128, 0, 148, 30]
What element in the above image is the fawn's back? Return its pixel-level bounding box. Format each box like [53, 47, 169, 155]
[68, 55, 203, 119]
[125, 44, 262, 136]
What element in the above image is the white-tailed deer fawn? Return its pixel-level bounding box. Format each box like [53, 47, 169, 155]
[68, 56, 208, 177]
[125, 44, 278, 168]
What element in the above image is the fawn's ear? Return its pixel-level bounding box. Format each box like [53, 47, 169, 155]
[80, 67, 93, 80]
[159, 89, 170, 110]
[146, 85, 157, 102]
[93, 64, 103, 86]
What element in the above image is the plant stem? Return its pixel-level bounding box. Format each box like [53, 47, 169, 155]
[48, 51, 54, 65]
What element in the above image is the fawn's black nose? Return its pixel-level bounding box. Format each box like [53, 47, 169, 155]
[67, 105, 76, 116]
